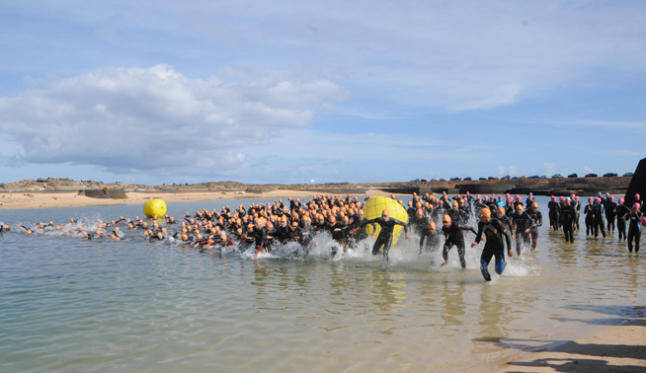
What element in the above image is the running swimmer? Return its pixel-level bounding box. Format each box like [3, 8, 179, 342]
[360, 209, 409, 263]
[527, 202, 542, 250]
[472, 207, 512, 282]
[439, 214, 476, 269]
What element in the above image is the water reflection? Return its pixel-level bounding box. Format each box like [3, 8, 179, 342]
[369, 268, 408, 313]
[441, 281, 465, 329]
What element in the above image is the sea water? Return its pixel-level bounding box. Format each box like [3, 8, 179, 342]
[0, 197, 644, 372]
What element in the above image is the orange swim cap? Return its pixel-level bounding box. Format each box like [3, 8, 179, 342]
[479, 207, 491, 220]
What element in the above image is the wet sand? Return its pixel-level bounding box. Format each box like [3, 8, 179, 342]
[0, 189, 393, 210]
[497, 322, 646, 372]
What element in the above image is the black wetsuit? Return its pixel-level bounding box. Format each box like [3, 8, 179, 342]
[616, 204, 630, 241]
[419, 227, 440, 253]
[441, 223, 476, 268]
[410, 213, 429, 233]
[250, 227, 270, 252]
[560, 204, 576, 243]
[273, 225, 291, 244]
[574, 199, 581, 230]
[448, 208, 469, 226]
[626, 211, 643, 253]
[360, 217, 408, 259]
[591, 204, 606, 238]
[475, 219, 512, 281]
[604, 200, 617, 233]
[512, 211, 534, 255]
[527, 210, 542, 242]
[548, 201, 560, 230]
[584, 203, 594, 236]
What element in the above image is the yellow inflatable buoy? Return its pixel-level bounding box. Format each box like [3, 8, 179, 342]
[363, 196, 408, 247]
[143, 198, 167, 219]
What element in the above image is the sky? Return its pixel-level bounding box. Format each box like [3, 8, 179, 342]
[0, 0, 644, 185]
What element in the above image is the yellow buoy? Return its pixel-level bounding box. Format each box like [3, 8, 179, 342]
[143, 198, 167, 219]
[363, 196, 408, 247]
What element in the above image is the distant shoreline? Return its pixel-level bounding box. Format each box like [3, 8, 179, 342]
[0, 189, 394, 210]
[0, 175, 632, 201]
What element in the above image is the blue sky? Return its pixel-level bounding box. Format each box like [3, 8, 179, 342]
[0, 1, 644, 184]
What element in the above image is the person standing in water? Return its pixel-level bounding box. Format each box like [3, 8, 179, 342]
[616, 198, 629, 241]
[360, 209, 409, 262]
[625, 203, 643, 254]
[604, 194, 617, 234]
[560, 198, 576, 243]
[472, 207, 512, 282]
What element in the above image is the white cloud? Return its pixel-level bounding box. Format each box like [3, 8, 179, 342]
[0, 65, 344, 175]
[5, 1, 646, 111]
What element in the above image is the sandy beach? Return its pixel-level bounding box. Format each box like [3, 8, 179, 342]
[496, 320, 646, 372]
[0, 189, 393, 210]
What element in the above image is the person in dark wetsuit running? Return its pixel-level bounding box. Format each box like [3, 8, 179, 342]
[527, 202, 542, 250]
[511, 204, 534, 256]
[418, 221, 440, 255]
[625, 203, 643, 254]
[440, 214, 476, 269]
[472, 207, 512, 281]
[360, 209, 409, 262]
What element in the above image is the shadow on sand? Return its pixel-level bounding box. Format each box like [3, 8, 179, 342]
[474, 305, 646, 372]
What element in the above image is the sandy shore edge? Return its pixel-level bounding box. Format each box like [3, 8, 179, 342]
[0, 189, 393, 210]
[495, 323, 646, 372]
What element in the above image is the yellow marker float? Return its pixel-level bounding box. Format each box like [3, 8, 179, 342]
[143, 198, 167, 219]
[363, 196, 408, 247]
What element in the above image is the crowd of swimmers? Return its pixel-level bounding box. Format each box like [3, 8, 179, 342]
[1, 191, 643, 282]
[547, 192, 645, 253]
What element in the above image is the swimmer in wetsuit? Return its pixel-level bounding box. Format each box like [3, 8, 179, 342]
[560, 198, 576, 243]
[360, 209, 409, 262]
[616, 198, 629, 241]
[511, 204, 534, 256]
[472, 207, 512, 281]
[440, 214, 476, 269]
[625, 203, 643, 254]
[418, 221, 440, 255]
[527, 202, 542, 250]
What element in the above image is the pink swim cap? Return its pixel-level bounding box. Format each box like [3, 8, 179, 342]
[636, 193, 641, 200]
[551, 195, 556, 201]
[596, 197, 602, 203]
[634, 203, 641, 210]
[576, 196, 580, 201]
[619, 198, 624, 204]
[560, 196, 566, 201]
[588, 197, 593, 203]
[570, 193, 575, 199]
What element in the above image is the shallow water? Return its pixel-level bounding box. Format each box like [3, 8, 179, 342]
[0, 197, 644, 372]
